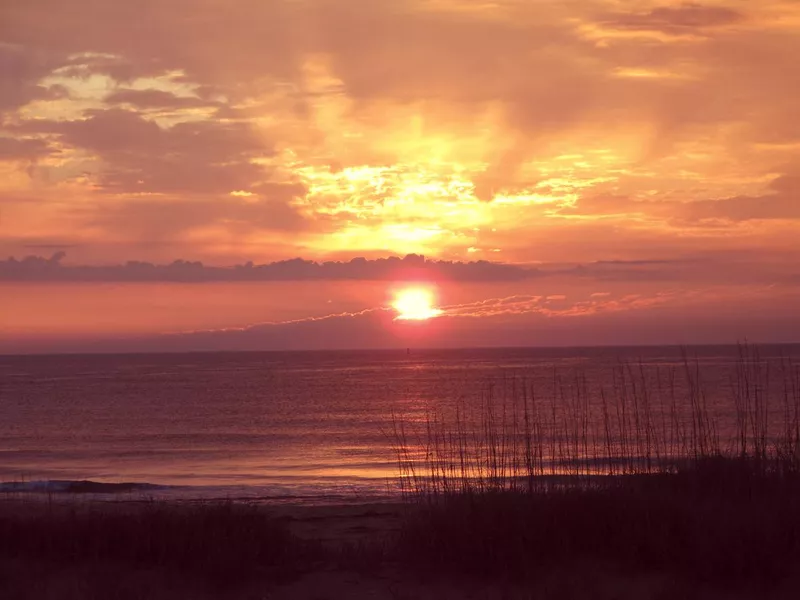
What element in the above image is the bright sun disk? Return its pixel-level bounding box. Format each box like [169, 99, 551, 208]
[392, 288, 443, 321]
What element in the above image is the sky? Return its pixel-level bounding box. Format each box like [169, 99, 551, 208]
[1, 0, 799, 353]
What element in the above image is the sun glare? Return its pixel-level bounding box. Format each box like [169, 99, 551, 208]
[392, 288, 443, 321]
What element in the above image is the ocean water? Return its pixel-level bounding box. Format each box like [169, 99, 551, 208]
[1, 346, 799, 504]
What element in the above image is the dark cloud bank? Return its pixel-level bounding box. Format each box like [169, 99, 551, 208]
[3, 252, 797, 285]
[0, 252, 538, 282]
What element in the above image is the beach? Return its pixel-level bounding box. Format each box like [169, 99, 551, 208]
[0, 501, 768, 599]
[5, 457, 800, 600]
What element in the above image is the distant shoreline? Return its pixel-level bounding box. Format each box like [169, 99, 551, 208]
[3, 340, 800, 358]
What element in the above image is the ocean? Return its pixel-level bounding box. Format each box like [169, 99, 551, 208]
[1, 345, 799, 504]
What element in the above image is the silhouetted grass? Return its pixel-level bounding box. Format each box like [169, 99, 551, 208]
[393, 465, 800, 586]
[0, 502, 322, 588]
[390, 345, 800, 588]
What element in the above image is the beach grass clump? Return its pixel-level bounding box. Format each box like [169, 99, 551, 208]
[390, 345, 800, 587]
[0, 502, 320, 586]
[394, 465, 800, 585]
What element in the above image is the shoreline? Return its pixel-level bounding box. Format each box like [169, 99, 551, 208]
[0, 496, 407, 543]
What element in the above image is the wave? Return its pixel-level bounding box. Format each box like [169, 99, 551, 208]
[0, 480, 166, 494]
[0, 478, 399, 506]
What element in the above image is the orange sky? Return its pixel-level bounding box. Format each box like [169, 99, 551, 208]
[1, 0, 799, 351]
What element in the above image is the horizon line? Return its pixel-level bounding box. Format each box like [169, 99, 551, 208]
[3, 340, 798, 359]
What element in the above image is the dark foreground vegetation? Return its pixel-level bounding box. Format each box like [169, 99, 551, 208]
[2, 345, 800, 598]
[0, 502, 325, 599]
[0, 503, 318, 585]
[3, 462, 800, 599]
[391, 346, 800, 590]
[396, 458, 800, 586]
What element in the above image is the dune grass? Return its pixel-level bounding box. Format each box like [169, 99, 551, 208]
[390, 345, 800, 587]
[0, 501, 322, 588]
[393, 464, 800, 586]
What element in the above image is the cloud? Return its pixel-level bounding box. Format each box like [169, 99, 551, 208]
[21, 108, 271, 194]
[0, 135, 51, 160]
[681, 195, 800, 223]
[557, 194, 653, 217]
[443, 295, 545, 318]
[0, 253, 541, 282]
[82, 196, 310, 241]
[677, 175, 800, 223]
[0, 0, 799, 268]
[0, 43, 56, 113]
[564, 173, 800, 224]
[104, 89, 219, 110]
[163, 308, 400, 352]
[0, 1, 303, 91]
[441, 291, 689, 319]
[22, 243, 78, 250]
[4, 253, 799, 289]
[601, 4, 744, 35]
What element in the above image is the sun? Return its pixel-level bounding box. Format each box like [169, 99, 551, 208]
[392, 287, 443, 321]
